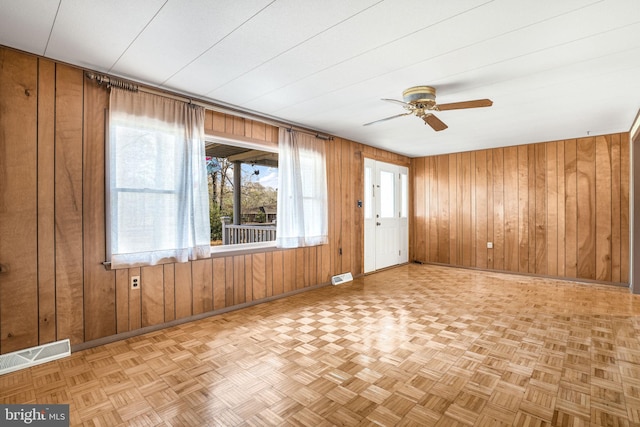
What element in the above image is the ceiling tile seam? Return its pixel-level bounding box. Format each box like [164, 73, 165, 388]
[219, 0, 497, 105]
[203, 0, 387, 96]
[107, 0, 170, 74]
[513, 45, 640, 95]
[427, 20, 640, 95]
[159, 0, 278, 87]
[251, 0, 596, 113]
[43, 0, 62, 57]
[266, 1, 624, 114]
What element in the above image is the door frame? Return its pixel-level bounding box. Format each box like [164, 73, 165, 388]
[363, 158, 409, 273]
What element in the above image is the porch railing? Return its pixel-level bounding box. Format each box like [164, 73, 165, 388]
[221, 217, 277, 245]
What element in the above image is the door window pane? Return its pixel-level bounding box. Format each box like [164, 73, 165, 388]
[379, 170, 395, 218]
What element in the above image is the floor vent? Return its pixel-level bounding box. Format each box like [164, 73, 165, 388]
[331, 272, 353, 285]
[0, 339, 70, 376]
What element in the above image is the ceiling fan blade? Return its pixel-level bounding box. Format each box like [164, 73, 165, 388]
[423, 113, 448, 131]
[381, 98, 413, 108]
[363, 112, 412, 126]
[436, 99, 493, 111]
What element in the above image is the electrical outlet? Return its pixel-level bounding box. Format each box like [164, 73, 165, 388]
[487, 242, 493, 249]
[131, 275, 140, 290]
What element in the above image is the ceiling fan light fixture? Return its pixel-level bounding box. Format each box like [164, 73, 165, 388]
[363, 84, 491, 130]
[403, 85, 436, 105]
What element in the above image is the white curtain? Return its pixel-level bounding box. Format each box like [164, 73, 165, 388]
[107, 89, 210, 269]
[276, 128, 329, 248]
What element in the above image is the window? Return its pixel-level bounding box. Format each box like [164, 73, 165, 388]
[107, 89, 210, 269]
[205, 138, 278, 248]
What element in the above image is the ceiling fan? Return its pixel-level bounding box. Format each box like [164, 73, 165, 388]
[363, 85, 492, 131]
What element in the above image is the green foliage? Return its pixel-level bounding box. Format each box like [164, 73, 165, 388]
[209, 204, 223, 241]
[207, 157, 277, 237]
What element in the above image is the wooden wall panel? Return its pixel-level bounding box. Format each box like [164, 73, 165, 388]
[595, 136, 612, 281]
[283, 250, 295, 293]
[272, 251, 284, 296]
[527, 145, 536, 273]
[296, 248, 306, 289]
[410, 133, 629, 284]
[493, 148, 505, 271]
[470, 153, 477, 267]
[0, 49, 39, 354]
[212, 258, 226, 310]
[517, 145, 529, 273]
[83, 78, 116, 342]
[546, 142, 558, 276]
[244, 254, 253, 301]
[449, 155, 458, 264]
[564, 140, 578, 278]
[534, 144, 547, 275]
[460, 153, 471, 266]
[233, 256, 246, 305]
[340, 140, 354, 274]
[224, 257, 234, 307]
[487, 150, 495, 269]
[191, 259, 213, 315]
[576, 137, 596, 280]
[308, 246, 318, 288]
[115, 269, 129, 334]
[437, 155, 450, 264]
[327, 139, 342, 275]
[141, 265, 165, 327]
[320, 244, 331, 285]
[611, 134, 622, 283]
[265, 252, 274, 297]
[423, 158, 431, 263]
[128, 267, 142, 330]
[54, 64, 85, 346]
[557, 141, 566, 277]
[352, 148, 364, 276]
[175, 262, 192, 319]
[503, 147, 519, 272]
[475, 151, 488, 269]
[252, 253, 266, 301]
[620, 134, 630, 283]
[37, 58, 57, 345]
[163, 264, 176, 322]
[429, 157, 439, 262]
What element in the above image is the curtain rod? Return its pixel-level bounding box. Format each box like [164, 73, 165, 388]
[85, 72, 333, 141]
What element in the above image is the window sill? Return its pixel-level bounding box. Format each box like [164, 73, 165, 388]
[209, 241, 278, 258]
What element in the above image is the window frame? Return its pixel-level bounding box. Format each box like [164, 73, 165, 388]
[204, 135, 279, 256]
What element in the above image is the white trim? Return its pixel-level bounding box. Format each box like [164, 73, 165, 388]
[205, 134, 278, 153]
[631, 109, 640, 142]
[210, 241, 277, 256]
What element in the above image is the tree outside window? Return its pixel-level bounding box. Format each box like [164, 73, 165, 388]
[205, 143, 278, 246]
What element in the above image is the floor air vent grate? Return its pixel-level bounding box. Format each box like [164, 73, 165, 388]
[0, 339, 70, 375]
[331, 272, 353, 285]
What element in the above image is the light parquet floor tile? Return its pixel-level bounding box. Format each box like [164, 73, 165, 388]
[4, 264, 640, 425]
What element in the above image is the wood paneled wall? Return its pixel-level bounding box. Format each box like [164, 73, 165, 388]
[411, 136, 630, 283]
[0, 47, 410, 354]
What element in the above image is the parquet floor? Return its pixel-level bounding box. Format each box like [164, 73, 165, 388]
[4, 264, 640, 426]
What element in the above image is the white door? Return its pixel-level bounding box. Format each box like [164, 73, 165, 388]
[364, 159, 408, 272]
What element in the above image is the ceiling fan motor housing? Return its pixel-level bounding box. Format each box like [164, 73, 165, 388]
[403, 85, 437, 107]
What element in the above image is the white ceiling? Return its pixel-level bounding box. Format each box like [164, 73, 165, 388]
[1, 0, 639, 157]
